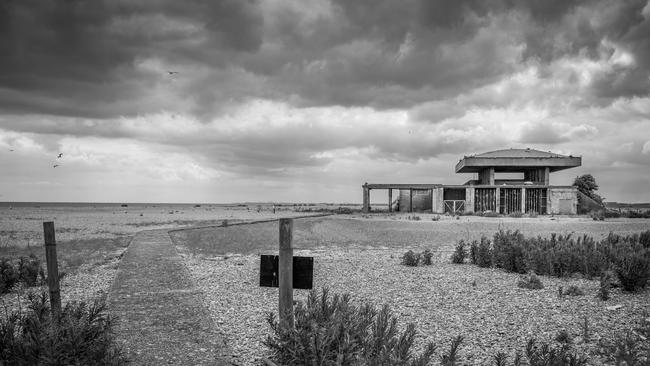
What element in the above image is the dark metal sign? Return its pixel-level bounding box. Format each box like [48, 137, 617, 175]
[259, 255, 313, 289]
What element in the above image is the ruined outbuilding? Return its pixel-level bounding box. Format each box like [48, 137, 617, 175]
[362, 148, 582, 215]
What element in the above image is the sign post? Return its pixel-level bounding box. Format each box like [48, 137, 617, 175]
[278, 218, 294, 330]
[43, 221, 61, 315]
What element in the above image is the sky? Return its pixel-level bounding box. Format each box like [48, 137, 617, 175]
[1, 0, 649, 204]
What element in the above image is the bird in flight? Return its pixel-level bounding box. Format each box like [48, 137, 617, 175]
[57, 153, 63, 158]
[53, 164, 59, 168]
[167, 71, 179, 75]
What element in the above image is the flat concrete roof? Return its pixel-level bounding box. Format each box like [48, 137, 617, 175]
[455, 148, 581, 173]
[363, 183, 576, 189]
[364, 183, 442, 189]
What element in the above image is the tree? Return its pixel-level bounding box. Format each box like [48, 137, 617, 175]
[573, 174, 603, 204]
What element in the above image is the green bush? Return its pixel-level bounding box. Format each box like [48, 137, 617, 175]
[440, 336, 463, 366]
[554, 330, 572, 344]
[469, 237, 492, 268]
[517, 273, 544, 290]
[0, 258, 20, 294]
[491, 339, 586, 366]
[422, 250, 434, 266]
[451, 241, 467, 264]
[461, 230, 650, 293]
[17, 254, 44, 287]
[525, 339, 587, 366]
[493, 230, 526, 274]
[402, 250, 420, 267]
[598, 272, 612, 301]
[598, 314, 649, 365]
[614, 253, 650, 292]
[402, 250, 434, 267]
[0, 291, 126, 365]
[264, 288, 438, 366]
[562, 285, 584, 297]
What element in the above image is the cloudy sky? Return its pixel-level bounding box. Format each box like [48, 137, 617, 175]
[1, 0, 649, 203]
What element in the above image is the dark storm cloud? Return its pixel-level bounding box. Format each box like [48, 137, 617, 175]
[0, 0, 263, 118]
[1, 0, 649, 123]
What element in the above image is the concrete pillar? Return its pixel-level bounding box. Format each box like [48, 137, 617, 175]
[362, 185, 369, 213]
[431, 188, 442, 214]
[495, 187, 501, 214]
[521, 188, 526, 213]
[465, 187, 475, 213]
[409, 189, 413, 213]
[388, 189, 392, 212]
[480, 168, 495, 185]
[543, 167, 550, 185]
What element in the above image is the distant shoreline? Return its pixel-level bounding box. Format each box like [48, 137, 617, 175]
[0, 201, 362, 208]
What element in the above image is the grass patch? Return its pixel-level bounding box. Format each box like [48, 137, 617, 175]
[0, 236, 130, 275]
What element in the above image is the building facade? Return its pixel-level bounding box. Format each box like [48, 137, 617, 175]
[362, 148, 581, 215]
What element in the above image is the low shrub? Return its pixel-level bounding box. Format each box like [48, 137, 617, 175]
[508, 211, 524, 218]
[17, 254, 44, 287]
[554, 330, 572, 344]
[440, 335, 464, 366]
[614, 253, 650, 292]
[525, 339, 587, 366]
[0, 291, 127, 365]
[451, 241, 467, 264]
[473, 237, 492, 268]
[422, 250, 434, 266]
[402, 250, 420, 266]
[264, 288, 438, 366]
[591, 211, 605, 221]
[0, 254, 45, 293]
[492, 339, 586, 366]
[337, 206, 354, 214]
[562, 285, 584, 297]
[0, 258, 20, 294]
[492, 351, 522, 366]
[517, 273, 544, 290]
[461, 229, 650, 293]
[598, 314, 649, 365]
[493, 230, 526, 274]
[402, 250, 433, 266]
[598, 270, 616, 301]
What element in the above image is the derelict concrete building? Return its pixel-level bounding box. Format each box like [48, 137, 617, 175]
[362, 148, 581, 215]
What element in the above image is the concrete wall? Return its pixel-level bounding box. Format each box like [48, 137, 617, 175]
[548, 187, 578, 214]
[412, 189, 432, 211]
[399, 189, 411, 212]
[432, 188, 444, 213]
[398, 189, 433, 212]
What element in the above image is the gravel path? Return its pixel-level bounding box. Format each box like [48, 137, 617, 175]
[108, 229, 233, 365]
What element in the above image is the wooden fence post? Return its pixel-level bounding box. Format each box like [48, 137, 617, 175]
[43, 222, 61, 315]
[278, 218, 294, 330]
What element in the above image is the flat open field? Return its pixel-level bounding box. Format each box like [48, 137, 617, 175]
[0, 203, 309, 308]
[172, 214, 650, 365]
[2, 205, 649, 365]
